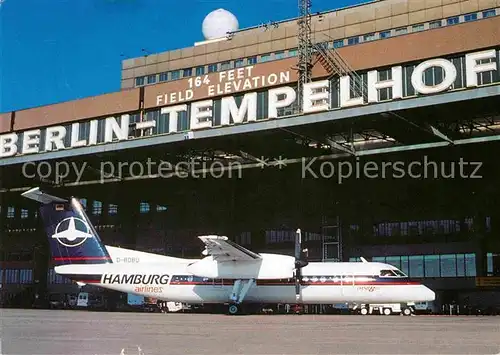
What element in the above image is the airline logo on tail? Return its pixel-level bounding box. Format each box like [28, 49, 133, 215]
[52, 216, 93, 247]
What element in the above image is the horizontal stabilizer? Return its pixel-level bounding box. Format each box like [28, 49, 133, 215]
[21, 187, 67, 204]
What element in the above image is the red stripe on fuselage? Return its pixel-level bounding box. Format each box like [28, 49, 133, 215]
[77, 280, 101, 283]
[168, 281, 421, 286]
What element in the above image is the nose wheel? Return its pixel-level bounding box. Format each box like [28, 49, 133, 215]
[228, 304, 240, 315]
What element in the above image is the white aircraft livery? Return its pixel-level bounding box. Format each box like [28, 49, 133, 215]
[22, 187, 435, 315]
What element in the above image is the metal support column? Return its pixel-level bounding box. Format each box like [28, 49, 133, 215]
[118, 198, 139, 249]
[0, 200, 6, 302]
[297, 0, 313, 113]
[32, 215, 49, 306]
[321, 216, 342, 262]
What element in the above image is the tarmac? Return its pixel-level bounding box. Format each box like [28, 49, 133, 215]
[1, 309, 500, 355]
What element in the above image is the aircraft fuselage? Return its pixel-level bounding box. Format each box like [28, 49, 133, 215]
[56, 256, 435, 305]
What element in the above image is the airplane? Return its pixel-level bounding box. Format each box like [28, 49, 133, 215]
[22, 187, 436, 315]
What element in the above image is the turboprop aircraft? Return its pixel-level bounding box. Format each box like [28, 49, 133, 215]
[22, 187, 435, 315]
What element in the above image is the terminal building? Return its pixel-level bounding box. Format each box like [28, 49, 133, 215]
[1, 0, 500, 311]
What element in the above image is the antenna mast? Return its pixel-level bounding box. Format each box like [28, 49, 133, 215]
[297, 0, 313, 113]
[296, 0, 367, 113]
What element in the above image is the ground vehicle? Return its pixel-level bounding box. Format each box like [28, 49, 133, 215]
[68, 294, 77, 307]
[76, 292, 105, 309]
[76, 292, 89, 307]
[166, 302, 183, 312]
[353, 303, 414, 316]
[414, 301, 435, 314]
[48, 293, 66, 309]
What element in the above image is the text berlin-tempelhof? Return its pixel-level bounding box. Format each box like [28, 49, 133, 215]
[0, 49, 497, 158]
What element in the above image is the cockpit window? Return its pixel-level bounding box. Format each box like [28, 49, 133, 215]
[380, 269, 398, 277]
[393, 270, 407, 277]
[380, 269, 407, 277]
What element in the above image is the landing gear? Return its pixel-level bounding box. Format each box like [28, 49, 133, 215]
[228, 304, 240, 315]
[227, 279, 255, 315]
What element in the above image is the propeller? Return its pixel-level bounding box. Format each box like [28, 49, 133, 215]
[294, 228, 309, 303]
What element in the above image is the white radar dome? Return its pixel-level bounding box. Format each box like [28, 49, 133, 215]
[202, 8, 239, 40]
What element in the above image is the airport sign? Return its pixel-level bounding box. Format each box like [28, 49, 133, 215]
[0, 49, 498, 158]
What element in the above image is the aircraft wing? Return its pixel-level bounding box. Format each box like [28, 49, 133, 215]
[198, 235, 262, 262]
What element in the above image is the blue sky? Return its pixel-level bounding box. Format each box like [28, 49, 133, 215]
[0, 0, 363, 113]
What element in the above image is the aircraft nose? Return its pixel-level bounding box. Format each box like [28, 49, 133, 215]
[422, 285, 436, 302]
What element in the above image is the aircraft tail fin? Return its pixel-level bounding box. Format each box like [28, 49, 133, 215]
[22, 187, 112, 266]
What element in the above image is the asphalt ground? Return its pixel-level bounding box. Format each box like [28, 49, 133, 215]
[1, 309, 500, 355]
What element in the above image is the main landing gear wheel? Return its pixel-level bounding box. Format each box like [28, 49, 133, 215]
[360, 308, 369, 315]
[228, 279, 254, 315]
[228, 304, 240, 315]
[403, 308, 412, 316]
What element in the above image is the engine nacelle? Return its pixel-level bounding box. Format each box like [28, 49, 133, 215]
[186, 253, 295, 279]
